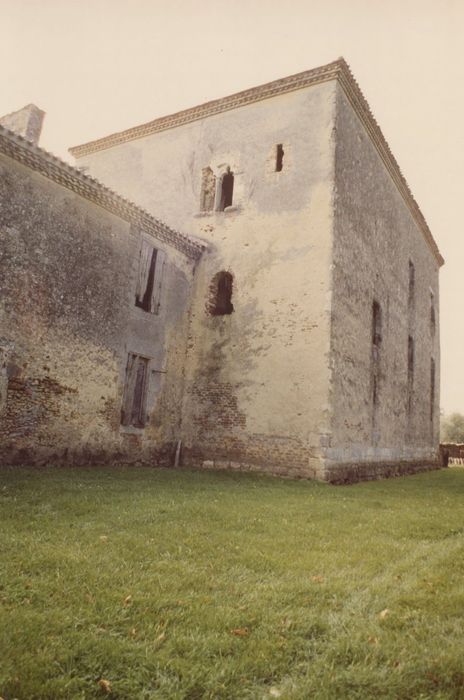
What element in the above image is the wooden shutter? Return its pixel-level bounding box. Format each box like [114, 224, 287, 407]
[151, 250, 166, 314]
[121, 354, 137, 426]
[136, 240, 154, 303]
[131, 357, 148, 427]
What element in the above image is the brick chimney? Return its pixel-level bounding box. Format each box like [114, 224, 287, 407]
[0, 104, 45, 145]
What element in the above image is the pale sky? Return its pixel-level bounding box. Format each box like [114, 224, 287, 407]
[1, 0, 463, 413]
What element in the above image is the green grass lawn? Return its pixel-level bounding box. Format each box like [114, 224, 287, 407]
[1, 466, 464, 700]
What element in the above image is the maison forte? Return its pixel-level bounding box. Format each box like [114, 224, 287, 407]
[0, 59, 443, 483]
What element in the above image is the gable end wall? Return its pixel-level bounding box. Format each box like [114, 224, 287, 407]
[326, 83, 440, 482]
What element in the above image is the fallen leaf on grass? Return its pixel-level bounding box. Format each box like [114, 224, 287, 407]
[98, 678, 112, 693]
[269, 688, 282, 697]
[230, 627, 249, 637]
[368, 636, 379, 645]
[379, 608, 390, 620]
[311, 576, 324, 583]
[123, 595, 132, 606]
[129, 627, 137, 638]
[99, 535, 108, 542]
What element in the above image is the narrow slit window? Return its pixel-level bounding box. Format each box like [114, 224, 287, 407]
[408, 260, 415, 308]
[430, 358, 435, 423]
[218, 169, 234, 211]
[121, 353, 149, 428]
[371, 300, 382, 409]
[372, 375, 379, 408]
[407, 335, 414, 415]
[430, 292, 436, 336]
[209, 271, 234, 316]
[275, 144, 284, 172]
[372, 301, 382, 347]
[135, 240, 166, 314]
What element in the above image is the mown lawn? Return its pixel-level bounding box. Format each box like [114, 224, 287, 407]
[1, 466, 464, 700]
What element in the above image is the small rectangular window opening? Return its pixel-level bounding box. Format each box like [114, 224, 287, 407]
[275, 144, 284, 172]
[121, 353, 149, 428]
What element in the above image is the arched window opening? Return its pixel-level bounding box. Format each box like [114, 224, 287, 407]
[200, 166, 216, 212]
[209, 271, 234, 316]
[218, 168, 234, 211]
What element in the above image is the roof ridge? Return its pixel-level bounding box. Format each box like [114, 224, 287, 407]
[0, 124, 205, 260]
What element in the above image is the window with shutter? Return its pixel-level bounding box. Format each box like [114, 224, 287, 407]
[135, 240, 166, 314]
[121, 353, 149, 428]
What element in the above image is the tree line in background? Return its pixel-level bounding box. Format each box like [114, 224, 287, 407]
[440, 413, 464, 443]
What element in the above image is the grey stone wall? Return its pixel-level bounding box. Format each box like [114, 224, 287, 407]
[74, 73, 442, 482]
[78, 82, 338, 478]
[326, 84, 441, 480]
[0, 152, 194, 466]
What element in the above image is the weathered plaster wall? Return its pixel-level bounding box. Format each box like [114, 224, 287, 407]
[0, 153, 194, 466]
[79, 83, 337, 477]
[327, 84, 440, 481]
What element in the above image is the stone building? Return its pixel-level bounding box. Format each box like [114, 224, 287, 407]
[0, 122, 204, 466]
[0, 58, 443, 481]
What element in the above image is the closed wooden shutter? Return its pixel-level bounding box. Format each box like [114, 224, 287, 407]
[151, 250, 166, 314]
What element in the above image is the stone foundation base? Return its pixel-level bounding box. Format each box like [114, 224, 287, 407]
[320, 459, 443, 484]
[185, 455, 443, 484]
[0, 441, 177, 468]
[191, 457, 322, 480]
[0, 444, 444, 486]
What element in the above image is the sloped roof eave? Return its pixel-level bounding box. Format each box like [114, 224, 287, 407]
[0, 125, 205, 261]
[68, 58, 443, 268]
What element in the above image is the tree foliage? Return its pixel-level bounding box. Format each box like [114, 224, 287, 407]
[441, 413, 464, 443]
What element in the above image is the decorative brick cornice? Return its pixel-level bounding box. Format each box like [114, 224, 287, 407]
[70, 60, 343, 158]
[69, 57, 443, 267]
[0, 126, 205, 260]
